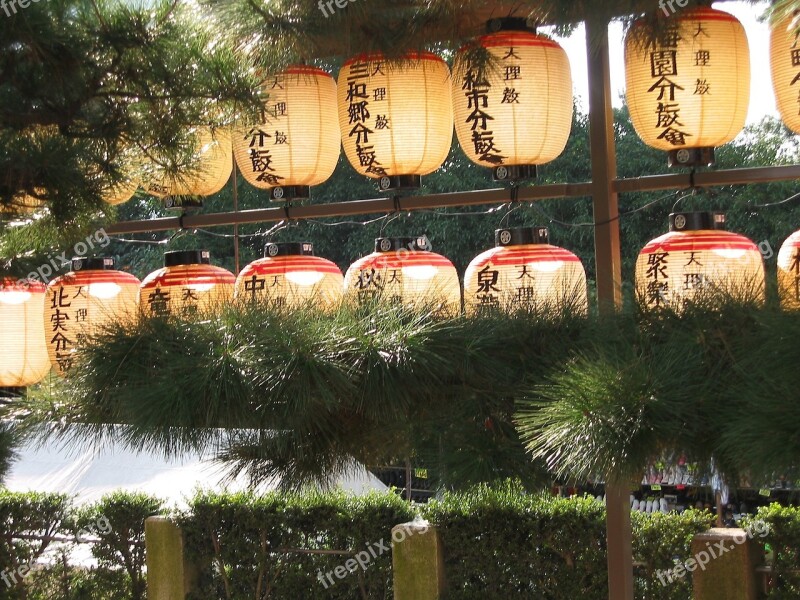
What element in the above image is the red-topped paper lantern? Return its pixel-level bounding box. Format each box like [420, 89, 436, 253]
[453, 22, 573, 181]
[233, 67, 340, 201]
[140, 250, 235, 317]
[44, 257, 140, 375]
[235, 242, 343, 310]
[635, 212, 765, 311]
[0, 279, 50, 388]
[625, 7, 750, 167]
[344, 236, 461, 316]
[337, 52, 453, 191]
[464, 227, 588, 315]
[777, 230, 800, 310]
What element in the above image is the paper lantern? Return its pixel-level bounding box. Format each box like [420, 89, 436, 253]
[102, 178, 139, 206]
[344, 236, 461, 316]
[453, 26, 572, 180]
[337, 52, 453, 191]
[233, 67, 340, 201]
[625, 7, 749, 166]
[1, 191, 45, 215]
[635, 212, 765, 311]
[770, 14, 800, 134]
[140, 250, 235, 317]
[44, 257, 140, 375]
[0, 279, 50, 388]
[145, 127, 232, 197]
[464, 227, 587, 315]
[777, 229, 800, 310]
[235, 242, 343, 309]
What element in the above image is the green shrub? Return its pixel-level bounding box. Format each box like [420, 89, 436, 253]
[744, 503, 800, 599]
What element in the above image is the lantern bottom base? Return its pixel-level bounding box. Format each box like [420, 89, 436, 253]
[0, 387, 25, 400]
[493, 164, 537, 182]
[378, 175, 421, 192]
[668, 147, 715, 168]
[270, 185, 309, 202]
[164, 196, 204, 210]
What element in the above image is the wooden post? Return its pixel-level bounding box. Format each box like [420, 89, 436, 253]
[691, 529, 759, 600]
[586, 15, 633, 600]
[145, 516, 196, 600]
[392, 521, 445, 600]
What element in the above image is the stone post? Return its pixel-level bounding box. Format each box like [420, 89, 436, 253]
[145, 516, 196, 600]
[391, 521, 445, 600]
[691, 528, 759, 600]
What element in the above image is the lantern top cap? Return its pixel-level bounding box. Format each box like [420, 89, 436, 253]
[495, 227, 550, 247]
[164, 250, 211, 267]
[486, 17, 536, 34]
[374, 236, 432, 253]
[669, 211, 726, 232]
[71, 256, 115, 272]
[264, 242, 314, 258]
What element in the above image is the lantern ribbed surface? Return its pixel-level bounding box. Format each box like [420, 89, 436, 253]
[777, 230, 800, 310]
[235, 247, 343, 310]
[234, 67, 340, 190]
[102, 178, 139, 206]
[453, 31, 572, 167]
[635, 229, 765, 310]
[146, 127, 232, 197]
[625, 7, 749, 151]
[770, 14, 800, 134]
[0, 279, 50, 387]
[344, 240, 461, 315]
[464, 242, 587, 315]
[140, 253, 235, 317]
[337, 52, 453, 178]
[44, 262, 140, 375]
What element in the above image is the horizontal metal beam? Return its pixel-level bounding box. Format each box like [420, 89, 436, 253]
[106, 163, 800, 235]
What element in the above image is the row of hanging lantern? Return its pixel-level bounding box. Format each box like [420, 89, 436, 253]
[7, 211, 800, 392]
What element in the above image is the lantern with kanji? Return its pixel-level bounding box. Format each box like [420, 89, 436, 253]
[140, 250, 235, 317]
[464, 227, 588, 315]
[145, 127, 232, 199]
[344, 236, 461, 315]
[235, 242, 343, 310]
[0, 279, 50, 389]
[233, 67, 340, 201]
[635, 212, 765, 311]
[770, 14, 800, 134]
[44, 257, 140, 375]
[625, 7, 750, 167]
[337, 52, 453, 192]
[102, 178, 139, 206]
[453, 22, 573, 181]
[777, 230, 800, 310]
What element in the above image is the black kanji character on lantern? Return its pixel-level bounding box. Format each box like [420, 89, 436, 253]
[250, 149, 276, 174]
[504, 66, 521, 80]
[55, 353, 73, 372]
[372, 62, 385, 76]
[476, 265, 500, 293]
[471, 131, 506, 164]
[73, 286, 88, 299]
[75, 308, 88, 323]
[657, 127, 692, 146]
[694, 79, 711, 95]
[693, 22, 709, 38]
[514, 286, 536, 305]
[247, 128, 272, 148]
[274, 131, 288, 145]
[646, 252, 669, 280]
[270, 77, 284, 89]
[374, 88, 387, 101]
[658, 27, 682, 48]
[346, 81, 369, 102]
[685, 252, 703, 267]
[387, 270, 401, 284]
[375, 115, 390, 130]
[148, 288, 170, 315]
[650, 51, 678, 77]
[349, 122, 373, 144]
[50, 332, 73, 352]
[348, 101, 370, 124]
[356, 268, 383, 291]
[695, 50, 710, 66]
[256, 172, 285, 185]
[181, 288, 199, 303]
[244, 275, 265, 299]
[501, 88, 520, 104]
[647, 76, 685, 101]
[655, 103, 684, 128]
[502, 47, 520, 60]
[50, 287, 71, 309]
[274, 102, 287, 117]
[684, 273, 708, 291]
[646, 281, 669, 307]
[476, 293, 500, 313]
[517, 265, 535, 280]
[462, 69, 489, 91]
[50, 308, 69, 332]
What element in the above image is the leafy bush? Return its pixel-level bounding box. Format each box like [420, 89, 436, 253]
[179, 489, 416, 600]
[745, 503, 800, 599]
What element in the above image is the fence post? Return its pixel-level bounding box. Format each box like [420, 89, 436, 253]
[691, 528, 759, 600]
[145, 516, 196, 600]
[391, 521, 445, 600]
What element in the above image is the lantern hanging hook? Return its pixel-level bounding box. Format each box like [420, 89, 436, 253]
[392, 194, 403, 213]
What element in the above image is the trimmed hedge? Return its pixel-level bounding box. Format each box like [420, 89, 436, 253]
[177, 484, 715, 599]
[745, 503, 800, 599]
[0, 490, 164, 600]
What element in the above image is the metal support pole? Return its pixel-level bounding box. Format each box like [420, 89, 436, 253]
[586, 16, 633, 600]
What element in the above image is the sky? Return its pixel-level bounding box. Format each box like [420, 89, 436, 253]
[549, 1, 775, 124]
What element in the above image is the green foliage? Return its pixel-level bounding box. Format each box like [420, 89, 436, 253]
[744, 503, 800, 599]
[0, 423, 17, 485]
[0, 491, 163, 600]
[179, 489, 416, 600]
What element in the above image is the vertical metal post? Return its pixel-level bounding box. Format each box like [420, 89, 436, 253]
[586, 16, 633, 600]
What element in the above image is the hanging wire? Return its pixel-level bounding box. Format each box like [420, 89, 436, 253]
[753, 190, 800, 209]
